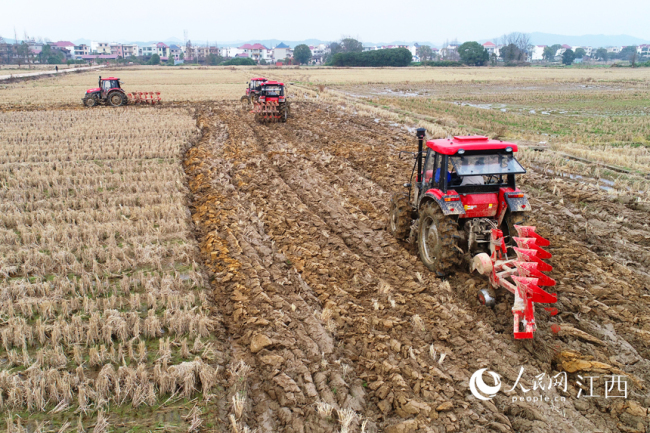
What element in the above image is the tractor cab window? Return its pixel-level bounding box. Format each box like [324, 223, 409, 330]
[423, 151, 436, 186]
[262, 86, 283, 96]
[449, 154, 525, 176]
[102, 80, 119, 91]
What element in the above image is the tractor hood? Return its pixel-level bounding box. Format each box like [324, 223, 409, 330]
[86, 88, 100, 93]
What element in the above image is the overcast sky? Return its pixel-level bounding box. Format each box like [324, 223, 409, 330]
[3, 0, 650, 44]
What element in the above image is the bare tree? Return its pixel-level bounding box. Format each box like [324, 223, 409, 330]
[499, 32, 531, 62]
[417, 45, 434, 62]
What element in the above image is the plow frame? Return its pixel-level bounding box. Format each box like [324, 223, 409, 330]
[127, 92, 162, 105]
[252, 100, 286, 123]
[472, 225, 557, 339]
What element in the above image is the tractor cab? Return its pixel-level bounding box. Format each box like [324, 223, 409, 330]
[258, 81, 285, 102]
[100, 77, 122, 97]
[419, 136, 527, 220]
[247, 77, 268, 96]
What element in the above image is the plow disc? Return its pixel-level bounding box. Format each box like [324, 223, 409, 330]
[127, 92, 162, 105]
[471, 225, 557, 340]
[252, 101, 284, 123]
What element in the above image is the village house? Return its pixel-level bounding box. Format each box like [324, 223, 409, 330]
[238, 43, 271, 62]
[272, 42, 291, 62]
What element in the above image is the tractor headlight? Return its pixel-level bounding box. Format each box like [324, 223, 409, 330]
[457, 149, 465, 155]
[506, 147, 513, 152]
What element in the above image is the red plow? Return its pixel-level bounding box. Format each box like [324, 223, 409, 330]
[471, 225, 557, 340]
[252, 100, 282, 123]
[127, 92, 162, 105]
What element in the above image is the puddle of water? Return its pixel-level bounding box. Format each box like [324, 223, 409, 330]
[377, 89, 420, 97]
[452, 101, 493, 110]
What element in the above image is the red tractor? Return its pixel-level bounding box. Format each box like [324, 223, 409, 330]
[390, 129, 557, 339]
[240, 77, 268, 108]
[82, 76, 128, 107]
[251, 81, 290, 123]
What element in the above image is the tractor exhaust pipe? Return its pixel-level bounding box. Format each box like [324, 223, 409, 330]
[416, 128, 426, 183]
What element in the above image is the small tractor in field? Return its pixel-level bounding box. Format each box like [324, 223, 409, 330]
[82, 76, 161, 107]
[389, 129, 557, 339]
[240, 77, 268, 108]
[251, 81, 290, 123]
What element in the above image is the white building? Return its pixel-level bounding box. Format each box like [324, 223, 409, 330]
[482, 41, 497, 55]
[91, 41, 115, 54]
[139, 43, 170, 59]
[408, 44, 419, 61]
[309, 44, 328, 64]
[638, 44, 650, 57]
[220, 46, 243, 58]
[272, 42, 292, 62]
[531, 45, 546, 61]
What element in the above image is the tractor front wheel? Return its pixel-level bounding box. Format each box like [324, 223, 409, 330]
[108, 92, 126, 107]
[417, 201, 462, 276]
[388, 192, 412, 240]
[83, 96, 98, 107]
[240, 95, 250, 110]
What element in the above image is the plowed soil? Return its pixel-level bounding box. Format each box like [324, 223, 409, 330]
[184, 101, 650, 433]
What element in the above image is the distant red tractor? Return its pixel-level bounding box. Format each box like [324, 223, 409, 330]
[82, 76, 161, 107]
[251, 81, 290, 123]
[240, 77, 268, 108]
[390, 129, 557, 339]
[82, 76, 128, 107]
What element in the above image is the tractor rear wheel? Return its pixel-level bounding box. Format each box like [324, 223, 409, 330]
[504, 211, 529, 244]
[388, 192, 412, 240]
[83, 96, 98, 107]
[108, 92, 126, 107]
[417, 201, 462, 276]
[280, 104, 288, 123]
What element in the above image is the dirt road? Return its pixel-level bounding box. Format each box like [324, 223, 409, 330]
[184, 101, 650, 432]
[0, 65, 105, 81]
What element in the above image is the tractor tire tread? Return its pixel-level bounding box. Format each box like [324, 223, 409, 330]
[417, 201, 462, 276]
[388, 193, 412, 240]
[107, 91, 126, 107]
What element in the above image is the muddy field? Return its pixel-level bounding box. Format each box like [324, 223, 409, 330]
[182, 101, 650, 432]
[1, 66, 649, 432]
